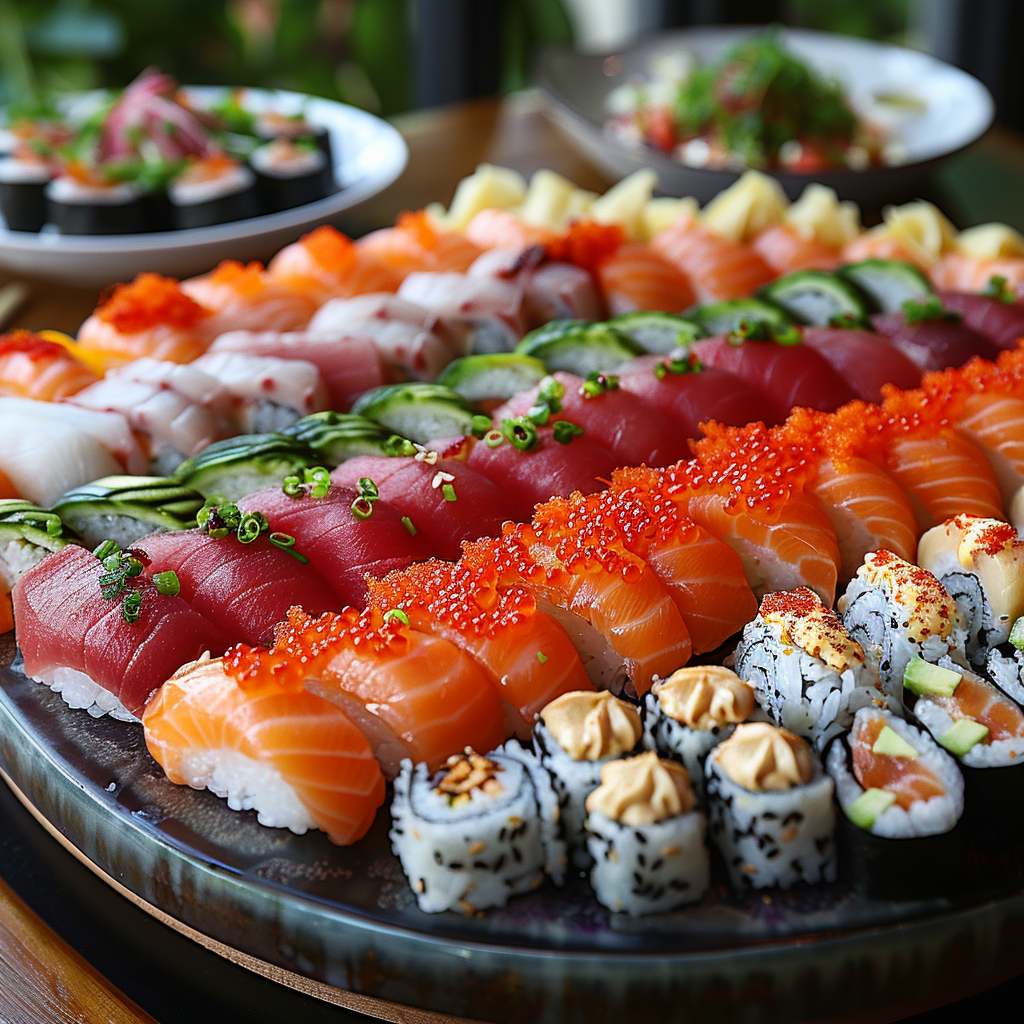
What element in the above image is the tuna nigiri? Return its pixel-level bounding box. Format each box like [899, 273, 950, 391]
[937, 291, 1024, 350]
[799, 326, 922, 404]
[871, 309, 999, 371]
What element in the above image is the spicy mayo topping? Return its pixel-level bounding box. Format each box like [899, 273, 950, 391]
[652, 666, 754, 730]
[713, 722, 814, 792]
[586, 751, 695, 825]
[760, 586, 865, 672]
[539, 690, 641, 761]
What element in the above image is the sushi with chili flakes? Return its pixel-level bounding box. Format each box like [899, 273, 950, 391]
[250, 137, 334, 212]
[13, 543, 230, 721]
[143, 655, 385, 846]
[168, 153, 259, 229]
[0, 331, 99, 401]
[825, 705, 964, 898]
[77, 274, 213, 370]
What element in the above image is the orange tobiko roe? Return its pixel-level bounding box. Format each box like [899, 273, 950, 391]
[96, 273, 212, 334]
[302, 225, 357, 270]
[0, 330, 69, 361]
[546, 220, 626, 276]
[205, 260, 270, 298]
[395, 209, 439, 250]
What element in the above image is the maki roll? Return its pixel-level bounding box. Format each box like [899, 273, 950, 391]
[390, 744, 565, 914]
[585, 751, 709, 915]
[917, 515, 1024, 683]
[706, 722, 836, 890]
[169, 154, 258, 230]
[839, 550, 967, 711]
[825, 705, 963, 898]
[255, 109, 333, 167]
[534, 690, 642, 868]
[0, 155, 51, 232]
[641, 666, 755, 799]
[735, 587, 882, 750]
[46, 172, 145, 235]
[52, 477, 205, 549]
[250, 138, 334, 212]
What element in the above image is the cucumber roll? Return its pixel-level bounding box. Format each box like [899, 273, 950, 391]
[825, 706, 964, 898]
[436, 353, 548, 406]
[838, 259, 934, 313]
[735, 588, 883, 751]
[390, 744, 565, 914]
[173, 433, 318, 500]
[641, 666, 755, 800]
[585, 752, 709, 915]
[0, 500, 74, 591]
[917, 515, 1024, 671]
[46, 175, 145, 235]
[52, 477, 205, 549]
[605, 312, 704, 354]
[250, 138, 334, 212]
[351, 383, 477, 444]
[534, 690, 642, 869]
[687, 298, 792, 337]
[515, 320, 643, 376]
[706, 723, 836, 890]
[760, 270, 870, 327]
[839, 550, 967, 711]
[0, 157, 51, 232]
[169, 154, 259, 230]
[281, 412, 412, 466]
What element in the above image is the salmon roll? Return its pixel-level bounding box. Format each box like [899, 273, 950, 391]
[77, 273, 213, 370]
[0, 331, 99, 401]
[145, 655, 385, 846]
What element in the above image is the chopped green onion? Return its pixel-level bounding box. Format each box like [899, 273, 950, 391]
[383, 608, 410, 625]
[121, 589, 142, 624]
[903, 295, 962, 325]
[538, 375, 565, 410]
[45, 516, 63, 537]
[770, 324, 803, 346]
[101, 553, 122, 572]
[93, 539, 120, 562]
[442, 483, 457, 502]
[125, 557, 143, 578]
[484, 429, 504, 448]
[527, 403, 550, 426]
[471, 414, 493, 439]
[536, 651, 548, 664]
[269, 532, 308, 564]
[653, 361, 667, 379]
[351, 496, 374, 520]
[152, 570, 180, 597]
[307, 466, 331, 498]
[357, 477, 379, 501]
[729, 318, 770, 343]
[383, 434, 416, 457]
[401, 515, 417, 536]
[828, 311, 869, 329]
[501, 416, 538, 451]
[553, 420, 584, 444]
[236, 514, 265, 544]
[282, 474, 304, 498]
[983, 274, 1016, 304]
[580, 371, 620, 398]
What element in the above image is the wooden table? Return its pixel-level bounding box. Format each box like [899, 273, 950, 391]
[1, 92, 1024, 1024]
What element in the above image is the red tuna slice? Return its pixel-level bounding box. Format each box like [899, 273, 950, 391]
[330, 456, 511, 560]
[436, 432, 619, 522]
[937, 291, 1024, 350]
[618, 355, 777, 434]
[493, 371, 689, 468]
[209, 330, 386, 411]
[690, 336, 857, 422]
[137, 530, 340, 645]
[801, 327, 922, 404]
[870, 311, 999, 370]
[13, 545, 230, 717]
[238, 485, 435, 604]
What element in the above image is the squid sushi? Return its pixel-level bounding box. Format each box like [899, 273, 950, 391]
[390, 744, 565, 914]
[840, 551, 967, 710]
[641, 666, 755, 800]
[825, 705, 964, 897]
[735, 588, 882, 750]
[144, 656, 385, 846]
[533, 690, 642, 868]
[706, 722, 837, 890]
[585, 752, 708, 916]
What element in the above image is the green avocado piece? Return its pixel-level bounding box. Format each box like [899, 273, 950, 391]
[1009, 616, 1024, 652]
[903, 657, 962, 697]
[937, 718, 989, 757]
[846, 788, 897, 830]
[871, 725, 919, 759]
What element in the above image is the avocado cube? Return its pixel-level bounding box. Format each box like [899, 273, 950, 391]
[1009, 616, 1024, 652]
[846, 788, 898, 830]
[871, 725, 919, 759]
[903, 657, 962, 697]
[937, 718, 989, 757]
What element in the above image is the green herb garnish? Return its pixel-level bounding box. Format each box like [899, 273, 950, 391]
[382, 434, 417, 457]
[902, 295, 962, 325]
[383, 608, 410, 625]
[501, 416, 539, 451]
[401, 516, 417, 536]
[553, 420, 584, 444]
[580, 371, 619, 398]
[197, 498, 306, 562]
[283, 466, 331, 499]
[484, 429, 505, 448]
[983, 275, 1016, 304]
[442, 483, 457, 502]
[470, 414, 493, 439]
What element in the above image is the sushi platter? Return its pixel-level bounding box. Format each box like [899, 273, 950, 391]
[5, 158, 1024, 1021]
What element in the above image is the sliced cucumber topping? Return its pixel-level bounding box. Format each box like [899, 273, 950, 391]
[436, 353, 548, 403]
[515, 319, 642, 375]
[607, 311, 704, 354]
[846, 787, 897, 830]
[838, 259, 934, 313]
[760, 270, 870, 327]
[282, 412, 410, 465]
[174, 434, 319, 500]
[0, 499, 75, 550]
[937, 718, 989, 757]
[351, 383, 477, 444]
[688, 297, 793, 336]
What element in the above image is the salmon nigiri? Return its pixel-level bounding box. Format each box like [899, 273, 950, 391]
[359, 209, 483, 277]
[596, 241, 695, 314]
[651, 210, 776, 302]
[267, 225, 403, 305]
[463, 208, 555, 252]
[0, 331, 99, 401]
[932, 252, 1024, 297]
[77, 273, 213, 370]
[366, 559, 592, 737]
[145, 655, 385, 846]
[751, 223, 842, 274]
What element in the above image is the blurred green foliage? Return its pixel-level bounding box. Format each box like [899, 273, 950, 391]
[784, 0, 910, 43]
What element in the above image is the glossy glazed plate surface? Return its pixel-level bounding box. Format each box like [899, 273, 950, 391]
[538, 27, 994, 206]
[1, 638, 1023, 1022]
[0, 88, 407, 286]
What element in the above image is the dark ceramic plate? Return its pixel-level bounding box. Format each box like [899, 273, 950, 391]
[537, 27, 994, 206]
[1, 634, 1022, 1023]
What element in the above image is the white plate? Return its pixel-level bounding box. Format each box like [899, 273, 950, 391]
[0, 87, 408, 286]
[539, 27, 995, 206]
